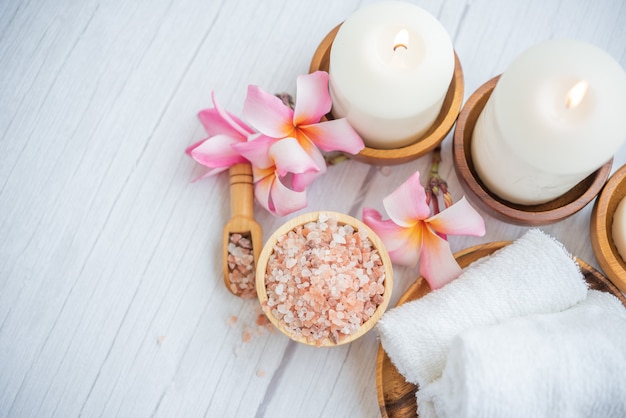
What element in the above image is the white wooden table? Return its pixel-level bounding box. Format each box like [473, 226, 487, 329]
[1, 0, 624, 416]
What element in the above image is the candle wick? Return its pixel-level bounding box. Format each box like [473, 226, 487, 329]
[393, 29, 409, 52]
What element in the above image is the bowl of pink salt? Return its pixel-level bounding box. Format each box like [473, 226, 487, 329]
[256, 211, 393, 347]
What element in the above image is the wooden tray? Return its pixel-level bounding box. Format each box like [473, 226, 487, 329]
[375, 241, 626, 418]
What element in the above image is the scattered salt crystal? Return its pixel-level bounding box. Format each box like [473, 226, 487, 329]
[256, 314, 268, 326]
[378, 166, 393, 176]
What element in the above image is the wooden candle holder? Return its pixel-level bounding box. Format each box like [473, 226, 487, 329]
[255, 211, 393, 347]
[591, 164, 626, 293]
[453, 76, 612, 226]
[309, 24, 464, 166]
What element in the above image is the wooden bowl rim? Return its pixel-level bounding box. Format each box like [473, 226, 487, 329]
[309, 23, 465, 166]
[590, 164, 626, 293]
[256, 211, 394, 347]
[453, 75, 612, 226]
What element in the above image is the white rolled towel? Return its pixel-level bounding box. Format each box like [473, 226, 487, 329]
[417, 290, 626, 418]
[376, 229, 588, 386]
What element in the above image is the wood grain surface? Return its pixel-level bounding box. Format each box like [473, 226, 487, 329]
[1, 0, 624, 416]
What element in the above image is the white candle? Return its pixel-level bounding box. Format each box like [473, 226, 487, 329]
[613, 196, 626, 262]
[472, 40, 626, 205]
[329, 1, 454, 149]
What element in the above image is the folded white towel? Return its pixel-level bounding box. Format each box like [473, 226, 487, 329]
[376, 229, 588, 386]
[417, 290, 626, 418]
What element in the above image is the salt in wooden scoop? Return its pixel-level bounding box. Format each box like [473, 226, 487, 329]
[222, 163, 262, 298]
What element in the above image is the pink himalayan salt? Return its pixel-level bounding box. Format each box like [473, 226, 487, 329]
[227, 233, 256, 299]
[262, 213, 386, 345]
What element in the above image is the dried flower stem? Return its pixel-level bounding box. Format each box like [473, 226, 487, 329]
[425, 146, 453, 212]
[275, 93, 294, 110]
[425, 146, 453, 240]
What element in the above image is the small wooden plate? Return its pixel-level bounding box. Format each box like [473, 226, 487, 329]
[309, 24, 464, 166]
[376, 241, 626, 418]
[591, 164, 626, 293]
[256, 211, 393, 347]
[453, 76, 612, 226]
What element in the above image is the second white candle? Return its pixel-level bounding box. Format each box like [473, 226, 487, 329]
[472, 39, 626, 205]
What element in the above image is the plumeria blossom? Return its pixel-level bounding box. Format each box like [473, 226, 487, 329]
[363, 171, 485, 290]
[233, 135, 318, 216]
[242, 71, 364, 191]
[185, 92, 254, 180]
[186, 71, 364, 217]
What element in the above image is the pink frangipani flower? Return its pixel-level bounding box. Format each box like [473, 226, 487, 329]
[186, 71, 364, 217]
[186, 93, 254, 180]
[243, 71, 364, 191]
[363, 171, 485, 290]
[234, 135, 318, 216]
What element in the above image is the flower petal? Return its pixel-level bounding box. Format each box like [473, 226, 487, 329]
[293, 71, 331, 126]
[291, 142, 327, 191]
[243, 85, 294, 138]
[197, 109, 237, 137]
[270, 175, 308, 216]
[388, 243, 422, 267]
[233, 133, 277, 169]
[364, 208, 427, 266]
[362, 208, 413, 250]
[269, 137, 320, 177]
[299, 119, 365, 154]
[207, 92, 254, 138]
[252, 167, 308, 216]
[187, 135, 247, 168]
[253, 171, 274, 214]
[185, 137, 207, 156]
[191, 166, 228, 182]
[419, 227, 463, 290]
[383, 171, 431, 227]
[426, 197, 486, 237]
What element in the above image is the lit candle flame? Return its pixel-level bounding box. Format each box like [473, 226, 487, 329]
[393, 29, 409, 51]
[565, 80, 588, 109]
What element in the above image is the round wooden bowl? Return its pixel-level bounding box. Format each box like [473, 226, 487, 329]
[256, 211, 393, 347]
[591, 164, 626, 293]
[453, 75, 613, 226]
[309, 24, 464, 166]
[376, 241, 626, 418]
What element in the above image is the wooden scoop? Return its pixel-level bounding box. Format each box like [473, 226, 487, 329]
[222, 163, 263, 297]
